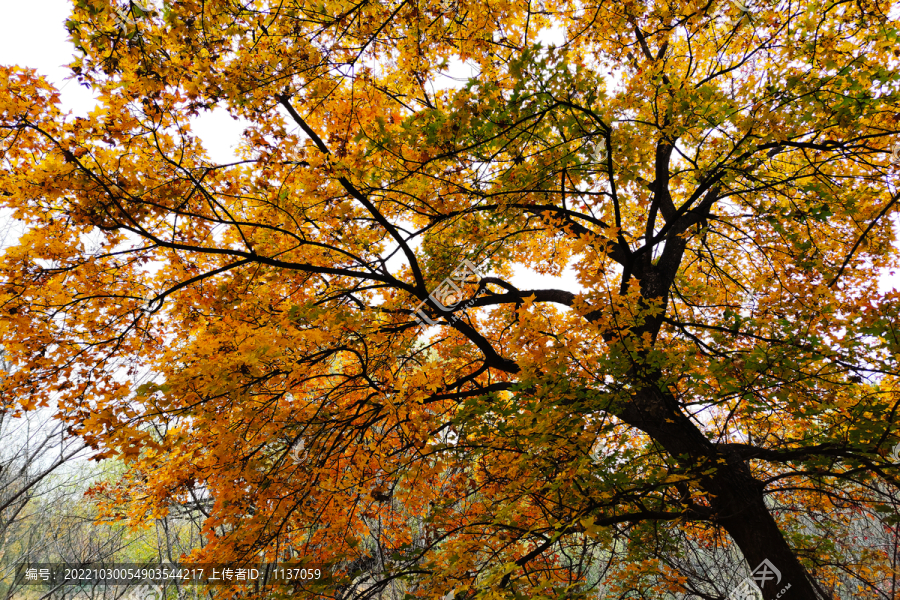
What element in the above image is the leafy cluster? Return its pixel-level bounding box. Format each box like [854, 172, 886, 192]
[1, 0, 900, 598]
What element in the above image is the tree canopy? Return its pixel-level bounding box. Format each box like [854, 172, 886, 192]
[1, 0, 900, 598]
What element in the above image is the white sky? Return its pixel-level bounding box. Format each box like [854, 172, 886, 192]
[0, 0, 895, 294]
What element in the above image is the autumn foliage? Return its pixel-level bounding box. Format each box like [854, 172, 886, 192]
[2, 0, 900, 598]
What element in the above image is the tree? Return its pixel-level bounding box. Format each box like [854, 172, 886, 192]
[1, 0, 899, 598]
[0, 404, 207, 600]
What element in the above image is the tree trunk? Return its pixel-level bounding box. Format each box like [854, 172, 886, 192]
[619, 385, 829, 600]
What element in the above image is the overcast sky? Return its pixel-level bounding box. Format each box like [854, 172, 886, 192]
[0, 0, 246, 163]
